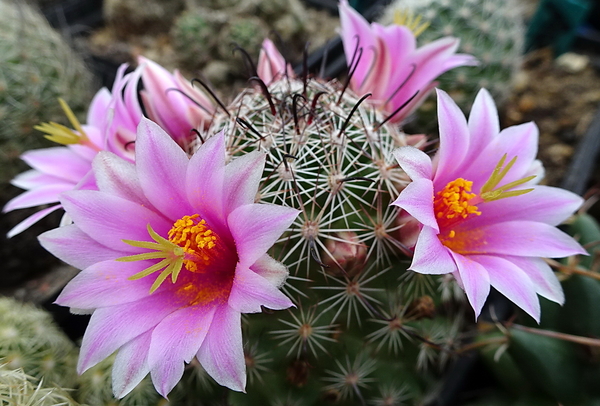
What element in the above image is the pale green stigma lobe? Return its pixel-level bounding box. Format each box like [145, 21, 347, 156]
[479, 154, 536, 202]
[117, 224, 185, 294]
[34, 98, 90, 146]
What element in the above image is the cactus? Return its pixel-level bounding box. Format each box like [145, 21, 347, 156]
[0, 0, 93, 184]
[0, 297, 78, 389]
[378, 0, 525, 130]
[0, 364, 79, 406]
[76, 354, 165, 406]
[170, 0, 337, 88]
[193, 74, 466, 405]
[170, 8, 228, 73]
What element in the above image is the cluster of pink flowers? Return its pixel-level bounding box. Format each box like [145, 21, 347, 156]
[3, 58, 216, 237]
[2, 1, 586, 400]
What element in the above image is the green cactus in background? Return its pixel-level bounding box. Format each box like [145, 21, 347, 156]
[170, 0, 337, 89]
[217, 16, 269, 70]
[196, 75, 468, 405]
[378, 0, 525, 130]
[170, 8, 228, 73]
[0, 364, 79, 406]
[0, 0, 93, 184]
[0, 297, 78, 389]
[76, 354, 166, 406]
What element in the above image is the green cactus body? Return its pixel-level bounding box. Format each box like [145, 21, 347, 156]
[379, 0, 525, 129]
[0, 364, 79, 406]
[196, 76, 468, 405]
[0, 297, 78, 389]
[0, 0, 93, 183]
[76, 354, 166, 406]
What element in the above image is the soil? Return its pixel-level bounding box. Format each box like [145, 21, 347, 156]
[503, 47, 600, 188]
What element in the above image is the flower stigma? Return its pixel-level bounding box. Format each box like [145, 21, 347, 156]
[393, 9, 430, 37]
[117, 214, 222, 294]
[33, 98, 94, 147]
[479, 154, 536, 202]
[435, 154, 536, 250]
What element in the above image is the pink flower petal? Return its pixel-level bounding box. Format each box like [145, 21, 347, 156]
[61, 190, 172, 252]
[465, 122, 539, 190]
[432, 89, 470, 186]
[456, 221, 586, 258]
[87, 88, 112, 129]
[505, 256, 564, 305]
[39, 224, 125, 269]
[10, 170, 69, 190]
[339, 0, 376, 90]
[112, 330, 152, 399]
[411, 226, 457, 274]
[186, 132, 226, 231]
[228, 266, 293, 313]
[250, 254, 289, 288]
[78, 292, 182, 373]
[135, 118, 193, 220]
[21, 147, 91, 184]
[451, 252, 490, 319]
[466, 88, 499, 163]
[471, 255, 541, 322]
[257, 38, 292, 84]
[222, 150, 265, 214]
[391, 178, 438, 231]
[55, 260, 155, 309]
[228, 203, 300, 270]
[393, 146, 432, 181]
[149, 305, 217, 397]
[464, 186, 584, 229]
[93, 151, 153, 208]
[7, 205, 62, 238]
[196, 305, 246, 392]
[3, 184, 72, 212]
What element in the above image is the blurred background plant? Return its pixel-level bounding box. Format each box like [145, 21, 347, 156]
[378, 0, 526, 133]
[0, 0, 94, 292]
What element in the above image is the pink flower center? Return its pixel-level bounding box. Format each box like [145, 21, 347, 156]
[434, 178, 481, 241]
[433, 155, 537, 253]
[168, 214, 219, 273]
[118, 215, 235, 301]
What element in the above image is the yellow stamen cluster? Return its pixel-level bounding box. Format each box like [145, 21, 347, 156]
[168, 214, 217, 273]
[33, 98, 91, 146]
[393, 9, 430, 37]
[117, 215, 218, 294]
[480, 154, 535, 202]
[434, 178, 481, 222]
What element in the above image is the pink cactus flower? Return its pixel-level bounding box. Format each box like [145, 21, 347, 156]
[39, 118, 299, 397]
[138, 56, 216, 150]
[338, 0, 477, 124]
[257, 38, 293, 85]
[392, 89, 586, 322]
[3, 65, 143, 237]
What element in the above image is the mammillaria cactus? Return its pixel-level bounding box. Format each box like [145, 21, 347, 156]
[0, 0, 93, 183]
[378, 0, 525, 128]
[0, 364, 79, 406]
[3, 1, 600, 405]
[0, 297, 78, 389]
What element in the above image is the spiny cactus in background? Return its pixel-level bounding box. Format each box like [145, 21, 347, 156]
[0, 364, 79, 406]
[171, 0, 337, 88]
[378, 0, 525, 130]
[76, 354, 165, 406]
[198, 74, 468, 405]
[0, 0, 93, 184]
[0, 297, 78, 389]
[216, 16, 269, 71]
